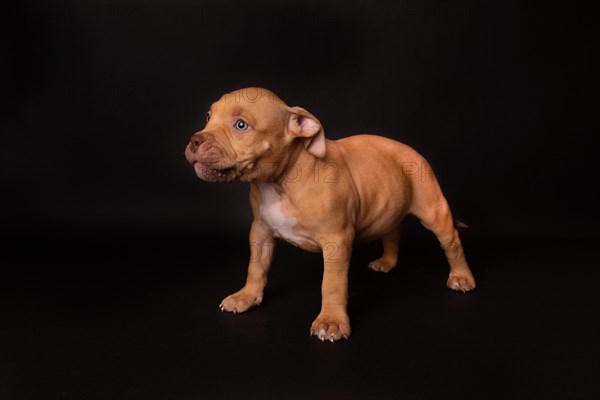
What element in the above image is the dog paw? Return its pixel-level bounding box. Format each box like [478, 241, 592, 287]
[447, 273, 476, 292]
[310, 311, 351, 342]
[367, 258, 396, 273]
[219, 288, 263, 314]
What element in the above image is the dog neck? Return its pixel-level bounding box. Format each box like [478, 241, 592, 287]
[266, 139, 319, 187]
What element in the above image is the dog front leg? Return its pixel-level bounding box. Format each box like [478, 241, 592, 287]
[219, 220, 275, 314]
[310, 236, 353, 342]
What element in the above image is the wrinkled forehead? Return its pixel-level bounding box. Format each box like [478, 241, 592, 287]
[209, 89, 288, 126]
[218, 88, 284, 106]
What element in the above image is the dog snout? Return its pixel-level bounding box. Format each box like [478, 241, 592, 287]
[189, 133, 209, 153]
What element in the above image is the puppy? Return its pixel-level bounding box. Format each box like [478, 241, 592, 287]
[185, 87, 476, 342]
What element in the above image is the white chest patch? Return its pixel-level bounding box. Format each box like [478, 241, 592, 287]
[257, 183, 303, 245]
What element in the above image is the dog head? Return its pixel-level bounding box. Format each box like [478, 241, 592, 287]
[185, 87, 325, 182]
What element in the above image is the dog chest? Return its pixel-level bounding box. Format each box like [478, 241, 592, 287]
[256, 183, 303, 245]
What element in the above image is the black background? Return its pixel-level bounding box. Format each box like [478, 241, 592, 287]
[3, 1, 598, 399]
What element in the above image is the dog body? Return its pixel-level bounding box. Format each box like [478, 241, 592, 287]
[185, 88, 475, 342]
[253, 135, 416, 249]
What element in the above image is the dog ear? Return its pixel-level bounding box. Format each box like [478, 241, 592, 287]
[287, 106, 326, 158]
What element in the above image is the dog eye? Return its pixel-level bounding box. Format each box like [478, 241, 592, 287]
[206, 112, 210, 122]
[234, 119, 249, 131]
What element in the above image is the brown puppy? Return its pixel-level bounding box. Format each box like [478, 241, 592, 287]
[185, 87, 476, 342]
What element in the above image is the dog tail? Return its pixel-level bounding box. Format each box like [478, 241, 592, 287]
[454, 219, 469, 229]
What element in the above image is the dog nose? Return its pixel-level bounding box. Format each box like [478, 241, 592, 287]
[189, 133, 205, 152]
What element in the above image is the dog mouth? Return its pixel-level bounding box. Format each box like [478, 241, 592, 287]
[193, 161, 237, 181]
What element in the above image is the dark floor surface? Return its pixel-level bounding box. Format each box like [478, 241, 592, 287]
[1, 228, 598, 400]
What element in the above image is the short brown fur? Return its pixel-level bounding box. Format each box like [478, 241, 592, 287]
[185, 88, 476, 342]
